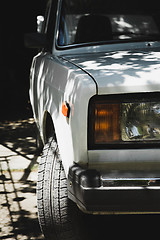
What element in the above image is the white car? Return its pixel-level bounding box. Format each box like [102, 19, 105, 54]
[26, 0, 160, 239]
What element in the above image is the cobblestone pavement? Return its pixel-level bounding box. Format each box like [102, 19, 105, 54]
[0, 118, 44, 240]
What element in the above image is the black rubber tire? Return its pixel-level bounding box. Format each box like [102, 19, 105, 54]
[37, 137, 87, 240]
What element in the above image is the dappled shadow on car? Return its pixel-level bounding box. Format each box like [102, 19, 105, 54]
[68, 47, 160, 93]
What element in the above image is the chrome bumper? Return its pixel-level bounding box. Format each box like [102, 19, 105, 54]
[68, 165, 160, 214]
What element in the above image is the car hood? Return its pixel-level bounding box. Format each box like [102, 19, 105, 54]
[64, 47, 160, 95]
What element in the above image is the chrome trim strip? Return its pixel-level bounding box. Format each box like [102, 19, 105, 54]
[101, 177, 160, 187]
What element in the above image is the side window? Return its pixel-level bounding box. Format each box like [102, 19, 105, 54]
[43, 0, 58, 51]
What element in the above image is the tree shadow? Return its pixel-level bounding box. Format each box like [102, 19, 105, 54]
[0, 156, 44, 239]
[0, 117, 41, 180]
[0, 118, 44, 239]
[67, 46, 160, 95]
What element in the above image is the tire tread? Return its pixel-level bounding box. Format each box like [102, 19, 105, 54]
[37, 137, 84, 240]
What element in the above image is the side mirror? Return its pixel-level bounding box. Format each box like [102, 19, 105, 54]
[24, 32, 48, 49]
[25, 15, 46, 49]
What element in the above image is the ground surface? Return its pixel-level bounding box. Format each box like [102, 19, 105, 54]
[1, 117, 160, 240]
[0, 118, 44, 240]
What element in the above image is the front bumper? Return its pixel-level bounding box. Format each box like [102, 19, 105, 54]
[68, 165, 160, 214]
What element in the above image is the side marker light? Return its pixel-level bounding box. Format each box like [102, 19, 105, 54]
[62, 101, 70, 118]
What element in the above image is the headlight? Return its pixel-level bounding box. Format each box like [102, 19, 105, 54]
[88, 93, 160, 149]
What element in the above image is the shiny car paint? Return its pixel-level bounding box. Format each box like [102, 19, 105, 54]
[29, 0, 160, 214]
[30, 41, 160, 175]
[30, 52, 96, 173]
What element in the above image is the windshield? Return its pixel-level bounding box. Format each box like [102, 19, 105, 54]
[57, 0, 160, 47]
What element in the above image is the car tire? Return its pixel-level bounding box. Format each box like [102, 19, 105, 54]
[37, 137, 87, 240]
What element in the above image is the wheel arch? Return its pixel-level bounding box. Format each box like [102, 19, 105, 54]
[43, 111, 56, 144]
[42, 110, 74, 176]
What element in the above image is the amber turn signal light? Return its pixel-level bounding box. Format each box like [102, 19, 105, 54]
[94, 103, 120, 144]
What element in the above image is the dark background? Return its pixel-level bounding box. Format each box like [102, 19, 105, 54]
[0, 0, 46, 120]
[1, 2, 160, 239]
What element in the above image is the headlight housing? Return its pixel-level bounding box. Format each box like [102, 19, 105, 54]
[88, 93, 160, 150]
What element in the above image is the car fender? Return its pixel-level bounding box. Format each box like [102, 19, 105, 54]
[37, 55, 96, 175]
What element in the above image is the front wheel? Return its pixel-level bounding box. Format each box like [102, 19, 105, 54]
[37, 137, 87, 240]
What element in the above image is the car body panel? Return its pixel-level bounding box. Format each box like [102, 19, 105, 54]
[30, 52, 96, 174]
[88, 149, 160, 172]
[30, 44, 160, 175]
[28, 0, 160, 214]
[63, 44, 160, 95]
